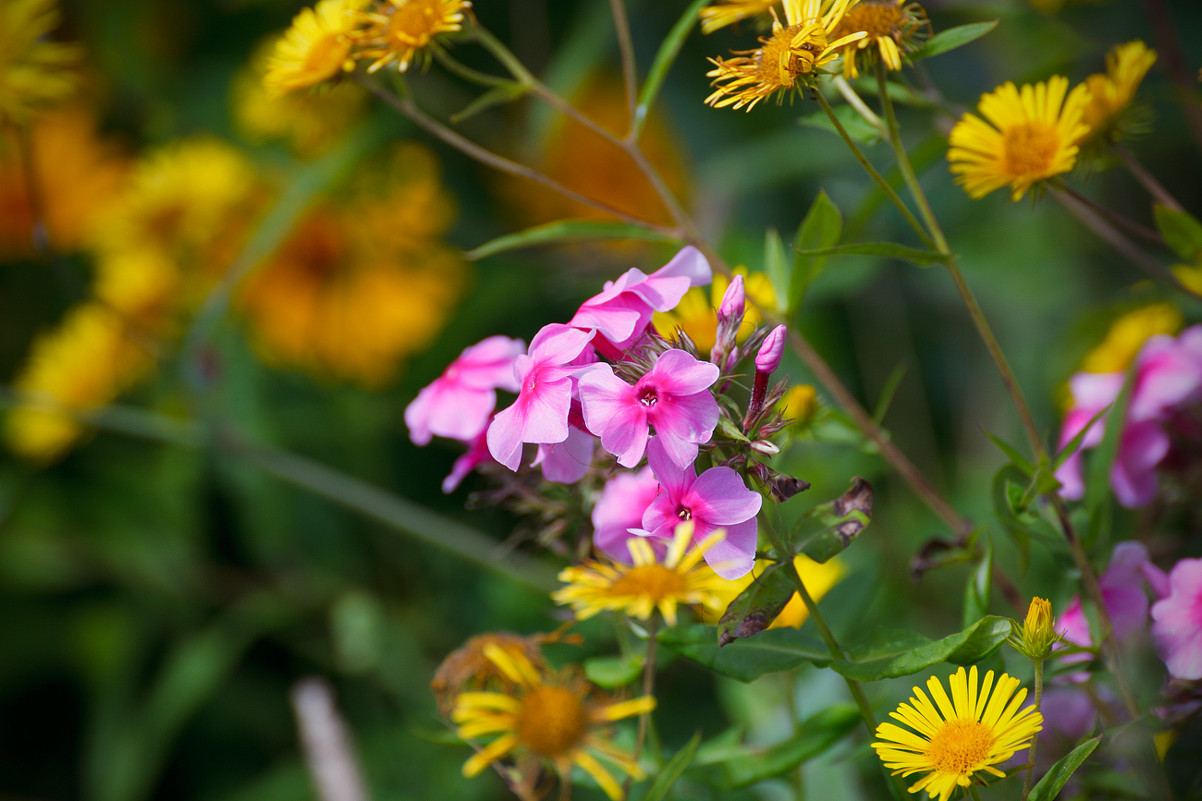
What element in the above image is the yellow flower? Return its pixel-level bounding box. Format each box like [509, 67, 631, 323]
[653, 268, 778, 353]
[452, 645, 655, 801]
[93, 248, 182, 335]
[830, 0, 929, 80]
[352, 0, 471, 74]
[947, 76, 1092, 201]
[1082, 40, 1157, 138]
[1079, 302, 1180, 374]
[705, 0, 866, 111]
[0, 0, 80, 123]
[699, 553, 843, 627]
[431, 632, 549, 715]
[872, 665, 1043, 801]
[699, 0, 776, 34]
[5, 304, 150, 462]
[553, 522, 731, 627]
[263, 0, 361, 97]
[780, 384, 818, 429]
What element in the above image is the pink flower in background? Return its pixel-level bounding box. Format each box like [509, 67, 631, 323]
[591, 467, 660, 561]
[1151, 557, 1202, 680]
[569, 246, 711, 355]
[442, 428, 493, 493]
[487, 324, 594, 471]
[405, 335, 525, 445]
[578, 349, 719, 469]
[641, 440, 761, 579]
[532, 427, 595, 484]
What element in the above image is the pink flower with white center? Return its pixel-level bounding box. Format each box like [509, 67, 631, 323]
[641, 439, 761, 579]
[569, 247, 711, 356]
[486, 324, 594, 471]
[1151, 557, 1202, 680]
[591, 467, 660, 562]
[405, 335, 525, 446]
[578, 349, 720, 469]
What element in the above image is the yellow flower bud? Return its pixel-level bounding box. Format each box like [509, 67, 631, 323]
[1010, 596, 1059, 662]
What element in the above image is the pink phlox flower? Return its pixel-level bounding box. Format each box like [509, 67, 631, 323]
[1058, 542, 1155, 676]
[1151, 557, 1202, 680]
[442, 426, 493, 493]
[641, 438, 761, 579]
[487, 324, 594, 471]
[532, 426, 595, 484]
[568, 247, 711, 354]
[578, 348, 720, 469]
[591, 467, 660, 562]
[405, 335, 525, 446]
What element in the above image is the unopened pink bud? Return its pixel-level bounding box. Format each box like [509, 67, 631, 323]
[755, 325, 787, 374]
[718, 275, 745, 320]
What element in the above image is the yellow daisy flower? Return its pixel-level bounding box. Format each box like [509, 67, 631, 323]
[1079, 302, 1180, 374]
[452, 645, 655, 801]
[352, 0, 471, 74]
[699, 0, 776, 34]
[830, 0, 929, 80]
[553, 522, 730, 627]
[872, 665, 1044, 801]
[0, 0, 80, 123]
[947, 76, 1092, 201]
[1082, 40, 1157, 138]
[263, 0, 361, 97]
[653, 268, 778, 353]
[705, 0, 866, 111]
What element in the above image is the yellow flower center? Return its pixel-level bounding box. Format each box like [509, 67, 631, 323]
[1002, 121, 1060, 178]
[515, 685, 588, 758]
[836, 2, 904, 37]
[303, 32, 351, 79]
[385, 0, 447, 47]
[611, 564, 687, 600]
[926, 719, 993, 776]
[756, 24, 824, 89]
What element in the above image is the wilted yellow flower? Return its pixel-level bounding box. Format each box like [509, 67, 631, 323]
[1082, 40, 1157, 139]
[263, 0, 361, 97]
[700, 553, 843, 627]
[653, 268, 778, 353]
[452, 645, 655, 801]
[705, 0, 866, 111]
[0, 0, 80, 123]
[873, 666, 1044, 801]
[948, 76, 1092, 201]
[700, 0, 776, 34]
[830, 0, 929, 80]
[352, 0, 471, 73]
[6, 304, 151, 462]
[1080, 302, 1181, 374]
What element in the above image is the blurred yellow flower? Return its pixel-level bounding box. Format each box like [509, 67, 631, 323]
[700, 0, 775, 34]
[0, 0, 80, 123]
[1080, 302, 1180, 374]
[263, 0, 360, 97]
[705, 0, 865, 111]
[1082, 40, 1157, 139]
[431, 631, 550, 715]
[830, 0, 929, 80]
[653, 268, 777, 353]
[948, 76, 1091, 201]
[6, 304, 151, 462]
[780, 383, 818, 428]
[700, 553, 844, 628]
[353, 0, 471, 73]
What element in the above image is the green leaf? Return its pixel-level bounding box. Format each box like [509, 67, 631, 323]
[1153, 204, 1202, 262]
[909, 20, 999, 62]
[634, 0, 709, 138]
[1051, 405, 1110, 471]
[451, 82, 528, 123]
[789, 190, 842, 312]
[658, 624, 830, 682]
[791, 241, 948, 266]
[962, 545, 993, 628]
[687, 706, 859, 790]
[763, 227, 792, 313]
[799, 102, 884, 145]
[464, 219, 678, 261]
[583, 655, 644, 688]
[985, 431, 1035, 476]
[783, 478, 873, 564]
[830, 616, 1011, 680]
[642, 733, 702, 801]
[871, 363, 907, 425]
[1085, 372, 1134, 514]
[1029, 735, 1102, 801]
[718, 562, 797, 646]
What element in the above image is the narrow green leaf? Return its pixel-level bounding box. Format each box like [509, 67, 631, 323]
[583, 655, 644, 688]
[763, 227, 791, 313]
[984, 431, 1035, 476]
[789, 190, 842, 311]
[1029, 735, 1102, 801]
[871, 363, 908, 425]
[792, 241, 948, 266]
[451, 82, 528, 123]
[718, 562, 797, 645]
[658, 624, 830, 682]
[962, 545, 993, 628]
[1051, 405, 1109, 471]
[1153, 204, 1202, 261]
[464, 219, 677, 260]
[799, 102, 884, 144]
[687, 706, 859, 790]
[909, 20, 999, 62]
[1084, 372, 1133, 513]
[830, 616, 1010, 680]
[643, 733, 702, 801]
[634, 0, 709, 138]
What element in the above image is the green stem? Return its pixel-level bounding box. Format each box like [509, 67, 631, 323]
[625, 618, 658, 799]
[1021, 659, 1044, 801]
[968, 786, 984, 801]
[607, 0, 639, 125]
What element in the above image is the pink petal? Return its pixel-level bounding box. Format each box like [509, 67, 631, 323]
[646, 436, 694, 497]
[487, 402, 527, 470]
[698, 518, 757, 579]
[534, 426, 595, 483]
[528, 323, 593, 365]
[648, 349, 721, 396]
[652, 246, 712, 288]
[690, 466, 763, 524]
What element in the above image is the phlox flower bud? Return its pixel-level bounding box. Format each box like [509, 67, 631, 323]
[755, 325, 787, 375]
[718, 274, 745, 321]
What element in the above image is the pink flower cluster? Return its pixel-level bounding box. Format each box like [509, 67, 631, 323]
[1055, 325, 1202, 507]
[404, 248, 772, 579]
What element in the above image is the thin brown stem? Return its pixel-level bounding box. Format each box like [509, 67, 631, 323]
[607, 0, 638, 127]
[1143, 0, 1202, 155]
[1114, 145, 1185, 213]
[1056, 183, 1165, 245]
